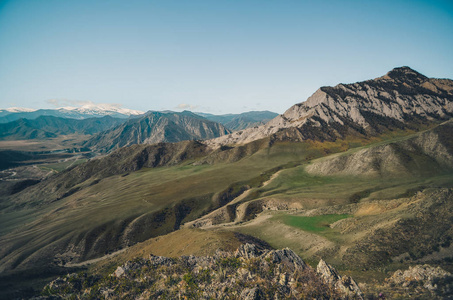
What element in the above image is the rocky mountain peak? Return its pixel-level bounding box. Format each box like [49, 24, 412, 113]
[207, 67, 453, 147]
[382, 66, 427, 82]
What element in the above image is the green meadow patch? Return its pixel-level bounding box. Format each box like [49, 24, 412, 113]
[281, 214, 352, 233]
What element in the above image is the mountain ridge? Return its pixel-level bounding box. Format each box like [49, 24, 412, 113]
[207, 67, 453, 147]
[0, 115, 126, 140]
[0, 106, 144, 123]
[196, 111, 279, 131]
[84, 110, 231, 153]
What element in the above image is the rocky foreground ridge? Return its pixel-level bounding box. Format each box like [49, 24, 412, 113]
[208, 66, 453, 147]
[37, 244, 453, 299]
[40, 244, 363, 299]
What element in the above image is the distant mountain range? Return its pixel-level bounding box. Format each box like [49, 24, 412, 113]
[84, 111, 232, 153]
[0, 106, 279, 133]
[0, 115, 127, 140]
[0, 104, 144, 123]
[0, 105, 279, 150]
[208, 66, 453, 146]
[195, 111, 278, 131]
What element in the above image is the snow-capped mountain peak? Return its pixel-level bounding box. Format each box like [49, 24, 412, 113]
[0, 103, 144, 123]
[58, 103, 144, 116]
[1, 107, 37, 113]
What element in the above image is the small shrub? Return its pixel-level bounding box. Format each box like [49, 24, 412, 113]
[183, 272, 197, 289]
[219, 256, 242, 270]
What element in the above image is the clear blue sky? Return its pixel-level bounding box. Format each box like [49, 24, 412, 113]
[0, 0, 452, 114]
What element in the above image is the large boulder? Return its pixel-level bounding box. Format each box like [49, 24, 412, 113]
[264, 248, 308, 272]
[235, 243, 261, 259]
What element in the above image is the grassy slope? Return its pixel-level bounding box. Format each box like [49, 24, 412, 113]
[228, 182, 453, 291]
[0, 135, 92, 171]
[0, 139, 328, 297]
[0, 140, 327, 272]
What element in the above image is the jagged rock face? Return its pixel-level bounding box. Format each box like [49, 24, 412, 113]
[208, 67, 453, 147]
[234, 243, 261, 259]
[42, 244, 354, 299]
[264, 248, 308, 272]
[85, 110, 231, 153]
[317, 259, 364, 299]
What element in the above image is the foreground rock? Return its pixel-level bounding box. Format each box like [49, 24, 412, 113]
[40, 244, 363, 299]
[317, 259, 363, 299]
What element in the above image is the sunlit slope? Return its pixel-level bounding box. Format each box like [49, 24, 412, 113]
[232, 187, 453, 273]
[184, 121, 453, 231]
[0, 137, 337, 273]
[214, 121, 453, 271]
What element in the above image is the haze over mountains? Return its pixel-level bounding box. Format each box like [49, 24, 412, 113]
[1, 66, 453, 298]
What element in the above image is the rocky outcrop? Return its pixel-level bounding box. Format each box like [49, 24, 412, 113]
[387, 264, 452, 292]
[207, 67, 453, 147]
[317, 259, 364, 299]
[42, 244, 356, 299]
[234, 243, 261, 259]
[240, 287, 263, 300]
[265, 248, 308, 272]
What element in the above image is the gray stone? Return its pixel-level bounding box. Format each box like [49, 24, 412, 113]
[235, 243, 261, 259]
[240, 287, 262, 300]
[317, 259, 363, 299]
[264, 248, 308, 272]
